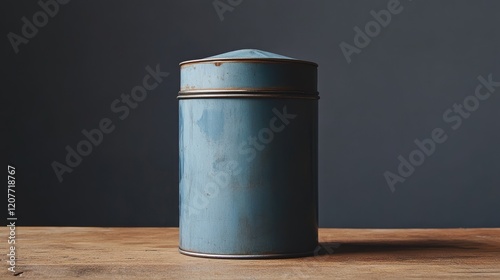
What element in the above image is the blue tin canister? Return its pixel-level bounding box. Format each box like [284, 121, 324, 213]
[178, 49, 318, 258]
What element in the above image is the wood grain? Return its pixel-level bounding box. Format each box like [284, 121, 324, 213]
[2, 227, 499, 279]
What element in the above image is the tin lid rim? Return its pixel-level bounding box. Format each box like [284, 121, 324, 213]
[179, 57, 318, 67]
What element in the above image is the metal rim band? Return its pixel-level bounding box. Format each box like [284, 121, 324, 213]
[178, 248, 316, 259]
[179, 88, 317, 94]
[178, 89, 319, 100]
[179, 58, 318, 67]
[177, 93, 319, 100]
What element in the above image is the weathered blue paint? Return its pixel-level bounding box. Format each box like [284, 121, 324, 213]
[179, 49, 318, 258]
[181, 62, 317, 93]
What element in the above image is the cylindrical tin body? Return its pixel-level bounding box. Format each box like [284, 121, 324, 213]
[178, 49, 318, 258]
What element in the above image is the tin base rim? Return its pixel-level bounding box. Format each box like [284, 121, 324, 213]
[178, 247, 316, 259]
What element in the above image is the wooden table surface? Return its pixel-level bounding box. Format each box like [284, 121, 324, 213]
[2, 227, 499, 279]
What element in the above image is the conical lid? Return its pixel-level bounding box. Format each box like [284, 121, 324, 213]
[179, 49, 318, 97]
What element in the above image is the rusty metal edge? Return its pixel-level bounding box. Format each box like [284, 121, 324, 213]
[177, 94, 319, 100]
[179, 58, 318, 67]
[178, 247, 316, 259]
[179, 88, 319, 95]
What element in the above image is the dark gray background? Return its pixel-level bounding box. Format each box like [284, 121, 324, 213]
[3, 0, 499, 227]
